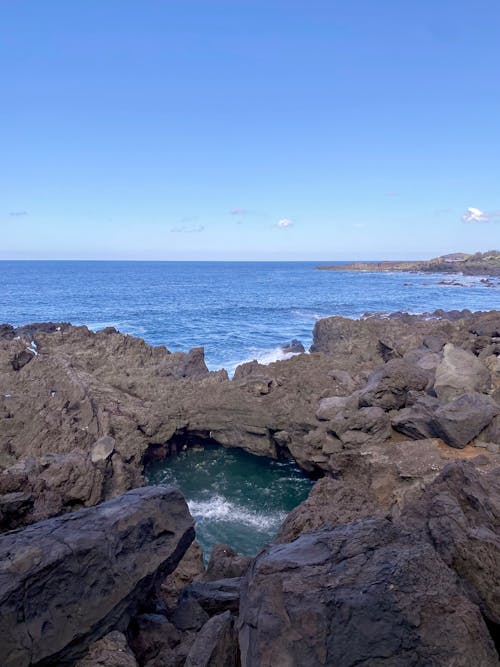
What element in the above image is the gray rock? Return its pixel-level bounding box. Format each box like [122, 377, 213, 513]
[402, 461, 500, 625]
[239, 520, 498, 666]
[203, 544, 252, 581]
[434, 343, 490, 401]
[75, 631, 138, 667]
[391, 395, 441, 440]
[181, 578, 242, 615]
[359, 358, 429, 410]
[0, 486, 194, 667]
[431, 392, 499, 447]
[170, 599, 209, 632]
[185, 611, 239, 667]
[91, 435, 116, 463]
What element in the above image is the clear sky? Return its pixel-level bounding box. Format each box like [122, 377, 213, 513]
[1, 1, 499, 260]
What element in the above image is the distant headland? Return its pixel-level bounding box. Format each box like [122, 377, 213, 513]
[317, 250, 500, 276]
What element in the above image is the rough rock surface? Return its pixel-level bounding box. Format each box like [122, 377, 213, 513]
[75, 632, 138, 667]
[275, 476, 385, 543]
[0, 486, 194, 667]
[185, 611, 240, 667]
[239, 520, 498, 667]
[402, 461, 500, 625]
[434, 343, 491, 401]
[161, 541, 205, 609]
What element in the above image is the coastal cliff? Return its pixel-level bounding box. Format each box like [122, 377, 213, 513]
[1, 312, 499, 665]
[317, 250, 500, 276]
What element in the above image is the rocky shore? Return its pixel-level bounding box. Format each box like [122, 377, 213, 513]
[317, 250, 500, 276]
[1, 310, 500, 665]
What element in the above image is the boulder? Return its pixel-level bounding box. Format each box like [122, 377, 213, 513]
[0, 486, 194, 667]
[281, 339, 305, 354]
[358, 358, 429, 410]
[431, 392, 498, 448]
[401, 461, 500, 625]
[185, 611, 240, 667]
[239, 520, 498, 666]
[328, 406, 391, 446]
[128, 613, 182, 665]
[161, 541, 205, 608]
[74, 631, 138, 667]
[203, 543, 252, 581]
[434, 343, 490, 401]
[391, 395, 441, 440]
[275, 476, 385, 544]
[181, 578, 242, 615]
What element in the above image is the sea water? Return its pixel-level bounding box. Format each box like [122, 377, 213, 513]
[1, 260, 499, 374]
[146, 444, 313, 560]
[3, 260, 499, 556]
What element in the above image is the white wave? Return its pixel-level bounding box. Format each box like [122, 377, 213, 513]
[188, 495, 286, 531]
[290, 309, 323, 321]
[223, 346, 304, 377]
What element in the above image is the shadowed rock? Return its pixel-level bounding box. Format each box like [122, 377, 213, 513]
[0, 486, 194, 667]
[239, 519, 498, 667]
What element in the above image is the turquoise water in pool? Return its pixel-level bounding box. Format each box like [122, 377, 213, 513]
[145, 444, 313, 561]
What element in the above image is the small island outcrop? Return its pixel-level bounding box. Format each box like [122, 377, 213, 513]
[317, 250, 500, 276]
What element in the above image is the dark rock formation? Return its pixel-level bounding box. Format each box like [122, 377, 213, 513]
[203, 544, 252, 581]
[75, 632, 138, 667]
[275, 476, 385, 543]
[431, 392, 498, 448]
[239, 520, 498, 666]
[181, 578, 242, 615]
[402, 461, 500, 626]
[185, 611, 240, 667]
[281, 339, 305, 354]
[0, 486, 194, 667]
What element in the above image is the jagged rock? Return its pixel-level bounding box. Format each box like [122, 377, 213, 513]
[239, 520, 498, 666]
[91, 435, 116, 462]
[161, 541, 205, 608]
[203, 544, 252, 581]
[170, 599, 209, 632]
[359, 358, 429, 410]
[275, 476, 385, 543]
[181, 578, 242, 615]
[281, 339, 305, 354]
[0, 449, 106, 529]
[0, 486, 194, 667]
[431, 392, 499, 447]
[185, 611, 240, 667]
[128, 613, 182, 665]
[391, 395, 441, 440]
[434, 343, 490, 401]
[315, 394, 358, 421]
[401, 461, 500, 625]
[327, 405, 391, 446]
[74, 631, 138, 667]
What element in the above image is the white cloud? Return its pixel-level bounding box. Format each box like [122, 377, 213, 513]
[170, 225, 205, 233]
[277, 218, 293, 228]
[462, 207, 491, 223]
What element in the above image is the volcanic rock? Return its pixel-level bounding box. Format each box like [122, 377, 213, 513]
[434, 343, 491, 401]
[401, 461, 500, 625]
[0, 486, 194, 667]
[185, 611, 240, 667]
[431, 392, 498, 447]
[74, 631, 138, 667]
[239, 520, 498, 666]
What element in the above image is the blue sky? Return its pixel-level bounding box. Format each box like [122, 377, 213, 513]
[1, 0, 499, 260]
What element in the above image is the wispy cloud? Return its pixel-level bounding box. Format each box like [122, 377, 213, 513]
[462, 207, 500, 223]
[9, 211, 28, 217]
[170, 225, 205, 233]
[230, 208, 247, 216]
[276, 218, 293, 228]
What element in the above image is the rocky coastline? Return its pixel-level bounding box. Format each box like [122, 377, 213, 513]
[1, 310, 500, 666]
[317, 250, 500, 276]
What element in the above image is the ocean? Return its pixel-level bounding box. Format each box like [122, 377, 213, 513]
[1, 260, 500, 374]
[3, 259, 500, 557]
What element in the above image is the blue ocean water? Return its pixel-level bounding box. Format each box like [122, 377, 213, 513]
[1, 261, 499, 373]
